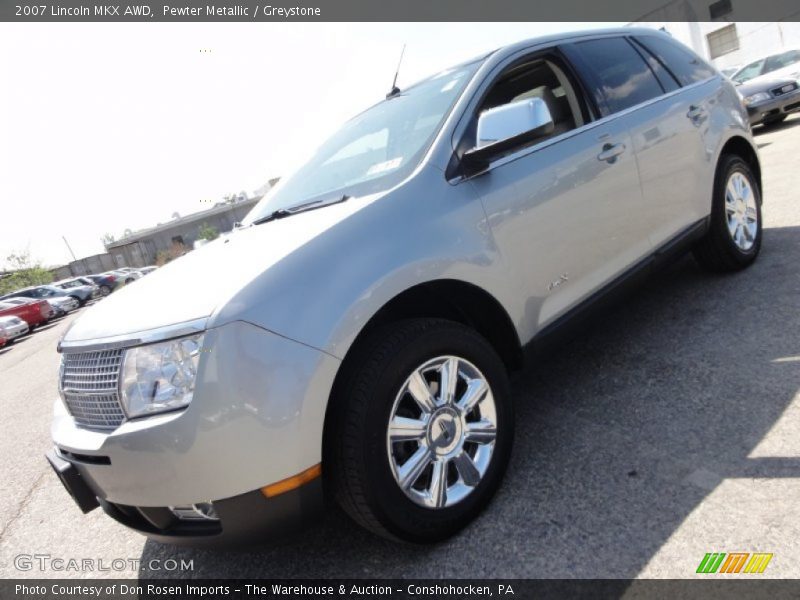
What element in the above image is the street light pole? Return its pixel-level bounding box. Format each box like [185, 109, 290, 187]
[62, 236, 77, 261]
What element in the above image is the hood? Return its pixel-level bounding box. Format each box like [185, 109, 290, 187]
[737, 76, 798, 96]
[63, 194, 379, 342]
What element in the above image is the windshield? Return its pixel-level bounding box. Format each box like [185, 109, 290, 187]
[732, 59, 765, 84]
[245, 60, 481, 223]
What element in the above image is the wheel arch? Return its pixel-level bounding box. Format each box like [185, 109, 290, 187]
[347, 279, 523, 372]
[716, 135, 762, 199]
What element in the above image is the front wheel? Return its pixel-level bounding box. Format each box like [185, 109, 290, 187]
[327, 318, 513, 543]
[693, 154, 762, 272]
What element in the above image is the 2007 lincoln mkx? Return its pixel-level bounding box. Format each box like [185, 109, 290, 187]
[48, 28, 763, 545]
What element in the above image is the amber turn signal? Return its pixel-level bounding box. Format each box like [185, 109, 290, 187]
[261, 463, 322, 498]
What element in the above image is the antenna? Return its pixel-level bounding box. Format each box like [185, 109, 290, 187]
[386, 44, 406, 99]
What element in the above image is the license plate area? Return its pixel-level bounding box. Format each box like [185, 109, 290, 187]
[45, 449, 100, 513]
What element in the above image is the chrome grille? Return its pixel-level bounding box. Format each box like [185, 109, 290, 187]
[60, 349, 126, 431]
[771, 82, 798, 97]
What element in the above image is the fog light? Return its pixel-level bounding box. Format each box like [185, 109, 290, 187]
[169, 503, 219, 521]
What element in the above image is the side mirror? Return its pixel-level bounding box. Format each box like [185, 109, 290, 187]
[462, 97, 554, 174]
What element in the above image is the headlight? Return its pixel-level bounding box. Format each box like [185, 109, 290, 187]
[120, 333, 204, 419]
[743, 92, 770, 106]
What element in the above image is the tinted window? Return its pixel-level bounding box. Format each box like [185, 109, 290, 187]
[631, 39, 680, 93]
[570, 37, 664, 116]
[636, 35, 715, 86]
[764, 50, 800, 74]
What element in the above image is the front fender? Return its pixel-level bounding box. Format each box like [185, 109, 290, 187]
[212, 166, 522, 360]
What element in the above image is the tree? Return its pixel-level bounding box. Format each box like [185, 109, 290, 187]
[155, 243, 187, 267]
[0, 250, 53, 295]
[198, 222, 219, 242]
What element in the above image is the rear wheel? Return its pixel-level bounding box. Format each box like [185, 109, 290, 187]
[99, 285, 111, 296]
[693, 154, 762, 272]
[327, 318, 513, 543]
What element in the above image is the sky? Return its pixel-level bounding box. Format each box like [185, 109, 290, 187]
[0, 22, 625, 268]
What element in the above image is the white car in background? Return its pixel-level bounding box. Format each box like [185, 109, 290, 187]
[48, 296, 80, 316]
[731, 49, 800, 86]
[114, 268, 144, 283]
[0, 316, 29, 342]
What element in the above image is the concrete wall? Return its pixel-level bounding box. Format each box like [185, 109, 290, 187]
[52, 200, 260, 278]
[107, 200, 258, 267]
[53, 253, 117, 280]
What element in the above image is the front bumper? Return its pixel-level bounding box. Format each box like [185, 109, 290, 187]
[746, 87, 800, 125]
[47, 447, 323, 546]
[50, 320, 340, 545]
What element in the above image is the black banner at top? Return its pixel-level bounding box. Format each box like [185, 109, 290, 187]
[2, 0, 799, 22]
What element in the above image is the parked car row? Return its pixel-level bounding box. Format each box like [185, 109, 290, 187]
[77, 266, 159, 296]
[0, 265, 159, 350]
[0, 297, 53, 347]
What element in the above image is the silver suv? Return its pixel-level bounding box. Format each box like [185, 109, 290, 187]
[48, 28, 762, 546]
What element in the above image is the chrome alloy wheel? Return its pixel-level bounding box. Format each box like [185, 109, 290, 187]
[386, 356, 497, 509]
[725, 171, 758, 251]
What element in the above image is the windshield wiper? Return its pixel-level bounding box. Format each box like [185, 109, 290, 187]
[250, 194, 351, 226]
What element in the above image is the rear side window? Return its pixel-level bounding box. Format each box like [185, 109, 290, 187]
[568, 37, 664, 116]
[764, 50, 800, 74]
[631, 39, 681, 93]
[636, 35, 715, 86]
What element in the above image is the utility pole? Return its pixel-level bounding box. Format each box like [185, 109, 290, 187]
[62, 236, 77, 261]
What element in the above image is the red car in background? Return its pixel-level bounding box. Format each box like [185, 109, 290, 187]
[0, 298, 53, 331]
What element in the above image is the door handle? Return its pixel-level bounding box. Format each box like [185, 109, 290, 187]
[597, 142, 625, 163]
[687, 104, 707, 121]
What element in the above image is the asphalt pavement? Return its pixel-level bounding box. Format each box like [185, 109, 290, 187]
[1, 115, 799, 579]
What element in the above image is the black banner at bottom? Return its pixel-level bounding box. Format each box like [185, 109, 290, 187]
[4, 579, 800, 600]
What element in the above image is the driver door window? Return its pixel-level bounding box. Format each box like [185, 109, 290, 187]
[473, 57, 587, 157]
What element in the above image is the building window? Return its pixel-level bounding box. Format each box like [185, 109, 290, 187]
[708, 0, 732, 19]
[707, 24, 739, 60]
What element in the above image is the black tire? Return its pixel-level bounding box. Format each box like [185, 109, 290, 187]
[693, 154, 762, 272]
[99, 285, 111, 296]
[70, 295, 84, 307]
[326, 318, 513, 543]
[762, 115, 787, 127]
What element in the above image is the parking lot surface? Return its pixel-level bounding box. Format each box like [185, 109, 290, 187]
[1, 116, 800, 579]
